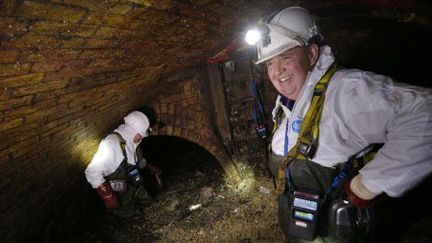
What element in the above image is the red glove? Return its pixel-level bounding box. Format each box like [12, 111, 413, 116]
[96, 181, 119, 209]
[345, 179, 372, 208]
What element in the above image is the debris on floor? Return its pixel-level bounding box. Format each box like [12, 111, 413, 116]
[76, 161, 287, 243]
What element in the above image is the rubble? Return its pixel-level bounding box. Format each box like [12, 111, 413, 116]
[74, 163, 287, 242]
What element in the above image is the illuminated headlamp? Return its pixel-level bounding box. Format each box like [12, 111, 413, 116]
[245, 24, 270, 46]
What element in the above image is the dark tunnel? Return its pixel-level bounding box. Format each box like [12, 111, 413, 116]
[140, 135, 225, 196]
[330, 19, 432, 88]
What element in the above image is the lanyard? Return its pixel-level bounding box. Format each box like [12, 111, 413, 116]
[252, 79, 266, 125]
[284, 119, 289, 156]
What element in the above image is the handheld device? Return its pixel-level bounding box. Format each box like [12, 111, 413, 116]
[128, 167, 143, 186]
[255, 124, 268, 139]
[287, 191, 321, 241]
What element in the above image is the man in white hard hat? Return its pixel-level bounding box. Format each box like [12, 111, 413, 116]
[85, 110, 160, 217]
[247, 6, 432, 242]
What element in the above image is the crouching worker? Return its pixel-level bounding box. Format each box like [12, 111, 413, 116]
[85, 111, 161, 217]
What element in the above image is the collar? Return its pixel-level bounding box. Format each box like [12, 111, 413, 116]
[303, 45, 336, 90]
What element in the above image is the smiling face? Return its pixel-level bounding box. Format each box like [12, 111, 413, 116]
[266, 44, 319, 100]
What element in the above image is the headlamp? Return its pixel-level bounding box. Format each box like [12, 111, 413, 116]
[245, 29, 261, 45]
[244, 24, 270, 46]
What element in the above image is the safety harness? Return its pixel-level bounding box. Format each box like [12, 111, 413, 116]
[271, 65, 379, 241]
[107, 133, 146, 192]
[113, 132, 129, 172]
[105, 133, 152, 217]
[275, 64, 338, 194]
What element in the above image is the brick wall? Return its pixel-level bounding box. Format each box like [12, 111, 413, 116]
[151, 72, 239, 180]
[0, 1, 236, 242]
[0, 1, 245, 240]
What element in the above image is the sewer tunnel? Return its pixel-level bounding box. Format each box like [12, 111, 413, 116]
[1, 1, 432, 242]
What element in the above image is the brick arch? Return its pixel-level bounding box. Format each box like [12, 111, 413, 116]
[150, 77, 239, 181]
[155, 118, 226, 161]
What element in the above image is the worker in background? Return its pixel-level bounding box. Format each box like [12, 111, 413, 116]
[246, 6, 432, 242]
[85, 110, 161, 218]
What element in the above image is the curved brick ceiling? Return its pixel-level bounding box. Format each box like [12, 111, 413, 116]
[2, 0, 431, 76]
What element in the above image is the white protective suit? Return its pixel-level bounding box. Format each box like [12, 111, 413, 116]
[271, 45, 432, 197]
[85, 111, 150, 189]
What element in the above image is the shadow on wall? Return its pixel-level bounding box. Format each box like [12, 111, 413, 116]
[49, 176, 107, 241]
[328, 19, 432, 88]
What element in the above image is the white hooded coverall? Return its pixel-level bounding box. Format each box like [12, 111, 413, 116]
[271, 45, 432, 198]
[85, 112, 149, 189]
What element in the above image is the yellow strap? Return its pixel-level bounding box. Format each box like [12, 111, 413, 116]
[275, 65, 338, 194]
[113, 132, 127, 158]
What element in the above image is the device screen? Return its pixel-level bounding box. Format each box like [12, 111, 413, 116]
[293, 197, 318, 211]
[293, 210, 314, 221]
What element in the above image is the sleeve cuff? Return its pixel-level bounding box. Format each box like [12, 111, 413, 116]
[350, 175, 377, 200]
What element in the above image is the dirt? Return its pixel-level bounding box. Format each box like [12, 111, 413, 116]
[80, 161, 287, 243]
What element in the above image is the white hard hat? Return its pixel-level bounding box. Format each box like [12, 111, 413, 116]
[255, 6, 321, 64]
[124, 111, 150, 137]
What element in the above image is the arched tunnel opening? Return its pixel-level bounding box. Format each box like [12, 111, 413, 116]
[139, 135, 225, 196]
[1, 1, 432, 242]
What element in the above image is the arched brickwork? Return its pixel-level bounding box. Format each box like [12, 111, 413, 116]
[150, 77, 239, 181]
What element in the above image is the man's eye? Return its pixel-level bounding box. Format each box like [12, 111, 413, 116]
[266, 61, 273, 67]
